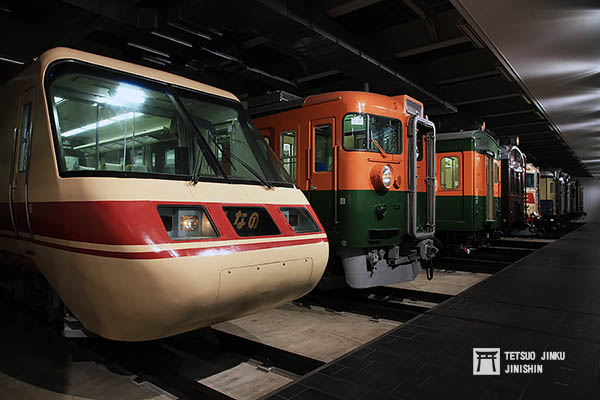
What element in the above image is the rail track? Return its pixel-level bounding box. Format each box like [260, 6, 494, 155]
[0, 222, 586, 400]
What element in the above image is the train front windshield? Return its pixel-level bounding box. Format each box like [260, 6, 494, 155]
[46, 61, 292, 186]
[342, 113, 402, 154]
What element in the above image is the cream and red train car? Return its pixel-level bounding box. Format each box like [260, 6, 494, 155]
[525, 163, 540, 221]
[0, 48, 328, 341]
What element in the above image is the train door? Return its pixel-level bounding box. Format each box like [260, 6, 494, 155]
[485, 155, 494, 221]
[280, 129, 297, 184]
[11, 87, 35, 241]
[309, 118, 335, 227]
[408, 116, 436, 238]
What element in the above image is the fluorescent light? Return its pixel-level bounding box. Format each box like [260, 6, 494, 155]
[0, 56, 24, 65]
[151, 31, 193, 48]
[61, 112, 144, 137]
[142, 56, 167, 66]
[127, 42, 170, 58]
[96, 83, 146, 107]
[200, 46, 239, 62]
[167, 21, 212, 41]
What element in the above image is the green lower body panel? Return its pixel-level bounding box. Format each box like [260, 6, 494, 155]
[307, 189, 420, 248]
[437, 195, 501, 233]
[306, 189, 436, 288]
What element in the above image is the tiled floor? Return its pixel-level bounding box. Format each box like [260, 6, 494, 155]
[265, 222, 600, 400]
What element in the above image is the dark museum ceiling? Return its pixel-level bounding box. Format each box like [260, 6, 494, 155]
[0, 0, 596, 177]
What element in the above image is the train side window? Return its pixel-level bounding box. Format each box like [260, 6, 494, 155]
[440, 156, 460, 189]
[526, 173, 535, 188]
[314, 124, 332, 172]
[494, 163, 499, 184]
[18, 103, 32, 172]
[280, 130, 297, 180]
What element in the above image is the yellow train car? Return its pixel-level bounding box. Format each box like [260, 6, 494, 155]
[539, 170, 557, 217]
[0, 48, 328, 341]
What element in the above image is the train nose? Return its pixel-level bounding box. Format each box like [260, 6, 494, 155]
[212, 256, 318, 321]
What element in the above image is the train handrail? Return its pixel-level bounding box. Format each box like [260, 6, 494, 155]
[25, 121, 34, 238]
[407, 116, 436, 239]
[8, 127, 18, 236]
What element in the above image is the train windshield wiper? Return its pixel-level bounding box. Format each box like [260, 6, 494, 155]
[371, 138, 388, 158]
[196, 120, 274, 189]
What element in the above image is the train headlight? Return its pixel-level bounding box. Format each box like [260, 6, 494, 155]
[370, 164, 394, 192]
[180, 215, 199, 232]
[158, 206, 218, 240]
[382, 165, 393, 189]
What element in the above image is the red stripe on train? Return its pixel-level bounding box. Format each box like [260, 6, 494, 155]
[0, 234, 327, 260]
[1, 201, 324, 246]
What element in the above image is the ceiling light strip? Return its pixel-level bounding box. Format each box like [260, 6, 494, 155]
[127, 42, 170, 58]
[0, 56, 24, 65]
[151, 31, 193, 48]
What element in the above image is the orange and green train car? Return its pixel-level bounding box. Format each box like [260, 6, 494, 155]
[254, 91, 437, 288]
[435, 130, 501, 247]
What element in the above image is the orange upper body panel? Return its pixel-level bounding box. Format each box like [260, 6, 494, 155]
[436, 150, 501, 198]
[254, 91, 428, 193]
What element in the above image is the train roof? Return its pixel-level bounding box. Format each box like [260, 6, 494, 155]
[34, 47, 239, 103]
[436, 129, 500, 155]
[436, 130, 481, 140]
[249, 90, 424, 118]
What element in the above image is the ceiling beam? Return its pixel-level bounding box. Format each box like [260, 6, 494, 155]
[435, 70, 499, 86]
[455, 93, 520, 106]
[394, 36, 469, 58]
[494, 120, 548, 130]
[62, 0, 157, 28]
[255, 0, 456, 113]
[483, 109, 535, 118]
[241, 35, 270, 50]
[297, 69, 341, 83]
[401, 0, 438, 40]
[326, 0, 382, 17]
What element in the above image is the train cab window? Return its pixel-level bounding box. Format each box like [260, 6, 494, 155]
[342, 113, 401, 154]
[281, 130, 297, 180]
[45, 61, 292, 186]
[17, 103, 32, 172]
[550, 182, 554, 193]
[314, 124, 332, 172]
[440, 156, 460, 190]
